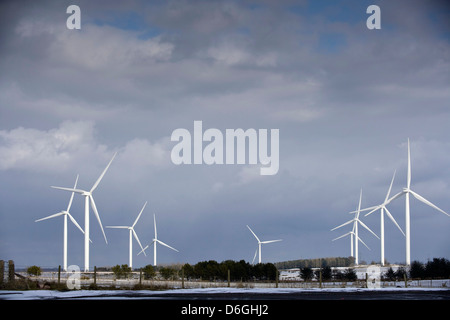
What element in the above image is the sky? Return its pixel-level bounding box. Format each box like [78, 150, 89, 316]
[1, 0, 449, 270]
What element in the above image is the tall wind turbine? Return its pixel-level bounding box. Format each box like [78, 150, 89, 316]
[139, 214, 179, 266]
[387, 139, 449, 265]
[247, 225, 282, 264]
[331, 189, 379, 265]
[52, 152, 117, 271]
[362, 171, 405, 266]
[105, 201, 148, 269]
[36, 175, 85, 271]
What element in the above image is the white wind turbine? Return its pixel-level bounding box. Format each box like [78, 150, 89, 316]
[52, 152, 117, 271]
[332, 219, 371, 259]
[360, 171, 405, 266]
[247, 225, 282, 264]
[387, 139, 449, 265]
[331, 189, 379, 265]
[139, 214, 179, 266]
[36, 175, 86, 271]
[105, 201, 148, 269]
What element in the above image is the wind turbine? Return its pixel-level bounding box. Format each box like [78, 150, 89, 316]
[247, 225, 282, 264]
[331, 189, 379, 265]
[387, 139, 449, 265]
[361, 171, 405, 266]
[332, 220, 371, 258]
[52, 152, 117, 271]
[139, 214, 179, 266]
[36, 175, 85, 271]
[105, 201, 148, 269]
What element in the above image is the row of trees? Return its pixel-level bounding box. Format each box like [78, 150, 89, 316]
[408, 258, 450, 279]
[275, 257, 355, 269]
[297, 266, 357, 282]
[182, 260, 278, 281]
[111, 260, 278, 281]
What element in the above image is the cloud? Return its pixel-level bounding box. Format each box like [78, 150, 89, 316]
[13, 14, 174, 72]
[49, 25, 174, 72]
[0, 121, 98, 172]
[0, 121, 171, 175]
[119, 137, 170, 168]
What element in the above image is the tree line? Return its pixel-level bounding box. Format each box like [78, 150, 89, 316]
[407, 258, 450, 279]
[182, 260, 278, 281]
[294, 266, 357, 282]
[111, 260, 278, 281]
[275, 256, 355, 269]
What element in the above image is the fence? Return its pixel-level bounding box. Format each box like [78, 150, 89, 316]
[0, 260, 16, 284]
[2, 261, 449, 290]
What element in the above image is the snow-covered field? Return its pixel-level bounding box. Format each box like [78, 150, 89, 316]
[0, 286, 449, 300]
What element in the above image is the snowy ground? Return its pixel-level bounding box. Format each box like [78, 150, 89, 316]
[0, 286, 449, 300]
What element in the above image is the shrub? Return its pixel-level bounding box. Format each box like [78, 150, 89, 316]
[159, 267, 176, 280]
[27, 265, 42, 276]
[142, 265, 156, 280]
[112, 264, 132, 279]
[300, 267, 314, 281]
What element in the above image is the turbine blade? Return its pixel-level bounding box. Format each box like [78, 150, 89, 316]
[252, 249, 257, 264]
[330, 219, 354, 231]
[358, 220, 380, 239]
[247, 225, 260, 242]
[51, 186, 85, 194]
[154, 214, 157, 239]
[132, 201, 147, 228]
[386, 191, 405, 205]
[357, 189, 363, 213]
[357, 236, 370, 250]
[90, 152, 117, 193]
[105, 226, 129, 229]
[332, 232, 351, 242]
[66, 174, 79, 212]
[385, 170, 396, 202]
[409, 190, 450, 217]
[407, 138, 411, 189]
[261, 239, 282, 244]
[35, 212, 64, 222]
[384, 207, 405, 236]
[89, 195, 108, 244]
[350, 205, 378, 214]
[67, 213, 85, 234]
[364, 206, 381, 217]
[132, 229, 146, 256]
[157, 240, 179, 252]
[138, 245, 149, 256]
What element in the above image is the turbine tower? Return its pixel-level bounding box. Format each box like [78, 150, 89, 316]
[247, 225, 282, 264]
[331, 189, 379, 265]
[52, 152, 117, 271]
[139, 214, 178, 266]
[105, 201, 148, 269]
[388, 139, 449, 265]
[36, 175, 85, 271]
[362, 171, 405, 266]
